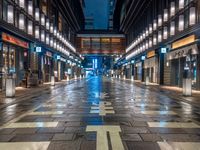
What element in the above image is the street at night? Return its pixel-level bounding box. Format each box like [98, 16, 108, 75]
[0, 77, 200, 149]
[1, 0, 200, 149]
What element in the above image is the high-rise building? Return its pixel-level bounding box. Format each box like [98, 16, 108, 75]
[107, 0, 115, 30]
[85, 16, 95, 30]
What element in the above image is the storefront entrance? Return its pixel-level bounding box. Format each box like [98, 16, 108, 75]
[167, 44, 198, 89]
[1, 43, 28, 88]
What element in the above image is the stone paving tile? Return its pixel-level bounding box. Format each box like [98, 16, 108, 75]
[47, 140, 82, 150]
[0, 135, 15, 142]
[84, 132, 96, 141]
[37, 127, 65, 134]
[80, 141, 96, 150]
[64, 127, 86, 133]
[149, 127, 187, 134]
[140, 134, 162, 142]
[132, 121, 148, 127]
[12, 128, 38, 134]
[121, 126, 150, 134]
[160, 134, 200, 142]
[11, 134, 54, 142]
[52, 133, 74, 141]
[0, 128, 15, 134]
[121, 133, 142, 141]
[126, 141, 161, 150]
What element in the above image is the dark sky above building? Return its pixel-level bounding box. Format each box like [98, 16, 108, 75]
[84, 0, 108, 29]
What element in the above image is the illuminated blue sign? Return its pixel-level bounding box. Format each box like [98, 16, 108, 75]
[57, 55, 61, 60]
[141, 56, 146, 60]
[35, 47, 42, 52]
[161, 48, 167, 53]
[131, 60, 135, 64]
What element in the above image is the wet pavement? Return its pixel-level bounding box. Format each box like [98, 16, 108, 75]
[0, 76, 200, 150]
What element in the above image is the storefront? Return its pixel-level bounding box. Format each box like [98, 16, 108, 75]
[125, 64, 132, 79]
[166, 35, 199, 89]
[134, 62, 142, 81]
[144, 50, 158, 83]
[0, 32, 29, 90]
[42, 51, 53, 82]
[60, 57, 67, 80]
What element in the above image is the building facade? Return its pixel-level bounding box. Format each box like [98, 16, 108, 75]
[0, 0, 84, 91]
[114, 0, 200, 90]
[107, 0, 115, 30]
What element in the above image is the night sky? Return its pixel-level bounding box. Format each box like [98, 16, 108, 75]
[84, 0, 108, 29]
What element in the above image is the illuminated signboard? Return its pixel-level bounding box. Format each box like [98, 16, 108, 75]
[147, 50, 155, 58]
[2, 32, 29, 48]
[172, 35, 195, 49]
[57, 55, 61, 60]
[131, 60, 135, 64]
[161, 48, 167, 53]
[35, 47, 42, 52]
[141, 56, 146, 60]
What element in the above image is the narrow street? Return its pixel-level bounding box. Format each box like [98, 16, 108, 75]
[0, 77, 200, 150]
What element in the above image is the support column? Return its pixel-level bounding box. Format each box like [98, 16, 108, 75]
[159, 52, 164, 85]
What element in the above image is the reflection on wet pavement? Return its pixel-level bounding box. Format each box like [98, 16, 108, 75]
[0, 76, 200, 150]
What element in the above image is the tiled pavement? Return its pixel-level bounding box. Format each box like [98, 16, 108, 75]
[0, 77, 200, 150]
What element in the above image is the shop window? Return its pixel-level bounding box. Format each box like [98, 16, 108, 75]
[2, 45, 16, 74]
[3, 45, 9, 74]
[9, 47, 16, 73]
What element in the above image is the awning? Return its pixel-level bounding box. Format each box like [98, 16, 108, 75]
[167, 44, 198, 60]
